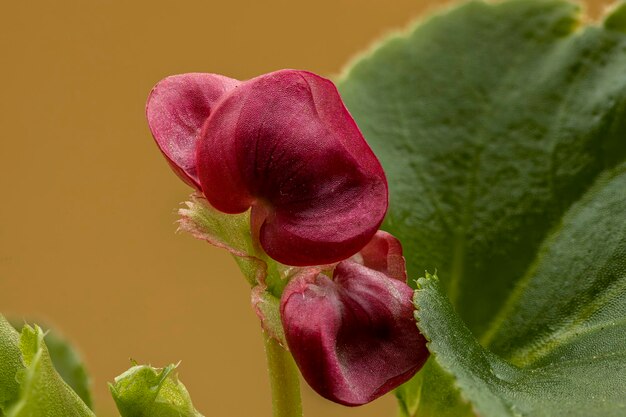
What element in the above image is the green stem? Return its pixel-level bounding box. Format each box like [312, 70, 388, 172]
[263, 332, 303, 417]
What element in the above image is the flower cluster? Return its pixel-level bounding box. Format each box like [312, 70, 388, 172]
[146, 69, 428, 405]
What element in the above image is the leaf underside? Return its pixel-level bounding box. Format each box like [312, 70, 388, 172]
[339, 0, 626, 416]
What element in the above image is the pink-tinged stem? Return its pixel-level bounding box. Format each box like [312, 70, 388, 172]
[263, 332, 303, 417]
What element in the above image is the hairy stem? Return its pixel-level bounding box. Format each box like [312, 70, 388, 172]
[263, 332, 303, 417]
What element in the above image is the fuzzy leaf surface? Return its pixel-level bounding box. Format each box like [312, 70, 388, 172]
[339, 0, 626, 415]
[416, 168, 626, 417]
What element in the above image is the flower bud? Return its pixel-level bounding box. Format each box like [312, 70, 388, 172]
[280, 232, 429, 406]
[110, 363, 202, 417]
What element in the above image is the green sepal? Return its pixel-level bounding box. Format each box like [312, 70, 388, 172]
[178, 192, 295, 296]
[179, 193, 322, 345]
[178, 192, 266, 287]
[252, 285, 287, 347]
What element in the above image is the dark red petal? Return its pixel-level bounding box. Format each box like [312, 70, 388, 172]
[280, 260, 429, 406]
[350, 230, 407, 281]
[146, 73, 240, 189]
[197, 70, 387, 266]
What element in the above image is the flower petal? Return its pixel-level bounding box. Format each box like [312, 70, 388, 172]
[280, 259, 429, 406]
[350, 230, 406, 281]
[196, 70, 387, 266]
[147, 73, 240, 189]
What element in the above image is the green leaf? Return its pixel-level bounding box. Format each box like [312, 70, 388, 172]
[395, 360, 472, 417]
[0, 317, 23, 416]
[4, 321, 94, 417]
[10, 321, 92, 409]
[441, 161, 625, 417]
[43, 329, 93, 410]
[110, 363, 203, 417]
[338, 0, 626, 415]
[605, 1, 626, 33]
[416, 166, 626, 416]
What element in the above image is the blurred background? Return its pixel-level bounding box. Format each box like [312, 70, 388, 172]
[0, 0, 612, 415]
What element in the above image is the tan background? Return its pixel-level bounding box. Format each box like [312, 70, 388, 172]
[0, 1, 611, 416]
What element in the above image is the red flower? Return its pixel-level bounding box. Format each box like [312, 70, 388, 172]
[147, 70, 387, 266]
[280, 231, 429, 406]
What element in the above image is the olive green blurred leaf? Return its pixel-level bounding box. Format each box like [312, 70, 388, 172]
[44, 330, 93, 410]
[605, 1, 626, 32]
